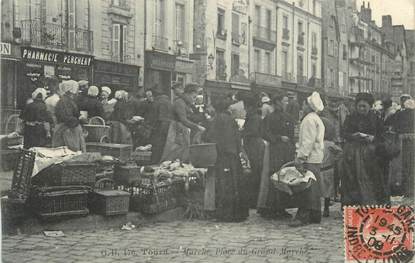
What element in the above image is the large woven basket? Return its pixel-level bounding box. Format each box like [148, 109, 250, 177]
[90, 178, 130, 216]
[272, 161, 315, 195]
[83, 116, 111, 143]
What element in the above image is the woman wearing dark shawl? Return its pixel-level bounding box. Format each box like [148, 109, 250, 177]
[341, 93, 388, 206]
[242, 96, 264, 208]
[259, 94, 294, 219]
[206, 97, 249, 222]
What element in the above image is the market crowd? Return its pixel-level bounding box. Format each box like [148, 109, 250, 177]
[16, 76, 415, 227]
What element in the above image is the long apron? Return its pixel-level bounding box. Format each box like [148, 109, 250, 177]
[52, 123, 86, 152]
[160, 121, 190, 162]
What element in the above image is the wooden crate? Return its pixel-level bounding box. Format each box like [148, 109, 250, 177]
[9, 149, 36, 201]
[29, 186, 90, 219]
[86, 143, 132, 162]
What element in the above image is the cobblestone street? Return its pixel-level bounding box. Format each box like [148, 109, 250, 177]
[2, 207, 345, 263]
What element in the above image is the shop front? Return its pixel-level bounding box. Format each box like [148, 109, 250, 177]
[1, 42, 20, 133]
[144, 51, 176, 95]
[174, 58, 194, 88]
[18, 47, 93, 108]
[250, 72, 282, 96]
[93, 60, 140, 94]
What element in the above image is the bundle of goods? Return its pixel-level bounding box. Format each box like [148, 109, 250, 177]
[89, 178, 130, 216]
[131, 144, 152, 165]
[271, 161, 316, 195]
[155, 160, 206, 190]
[129, 166, 177, 214]
[95, 155, 119, 180]
[86, 143, 132, 162]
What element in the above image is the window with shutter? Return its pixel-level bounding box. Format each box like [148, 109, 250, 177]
[122, 25, 127, 62]
[232, 13, 239, 44]
[68, 0, 76, 49]
[175, 3, 185, 43]
[112, 24, 120, 61]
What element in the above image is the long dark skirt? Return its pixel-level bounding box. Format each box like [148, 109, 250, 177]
[24, 124, 47, 149]
[244, 137, 265, 208]
[265, 140, 295, 212]
[294, 163, 322, 223]
[341, 142, 389, 206]
[214, 153, 249, 222]
[401, 134, 415, 199]
[150, 120, 170, 164]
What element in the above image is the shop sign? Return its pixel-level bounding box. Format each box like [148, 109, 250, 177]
[21, 47, 93, 66]
[0, 42, 11, 55]
[175, 59, 194, 74]
[145, 51, 175, 71]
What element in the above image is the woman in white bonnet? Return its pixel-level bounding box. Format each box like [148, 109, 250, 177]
[100, 86, 115, 120]
[19, 88, 53, 149]
[290, 91, 325, 227]
[52, 80, 86, 152]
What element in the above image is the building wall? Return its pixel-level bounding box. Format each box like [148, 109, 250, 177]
[273, 0, 322, 83]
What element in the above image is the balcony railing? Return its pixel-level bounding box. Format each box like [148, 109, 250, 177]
[152, 35, 169, 50]
[251, 72, 282, 87]
[111, 55, 133, 63]
[297, 75, 307, 85]
[282, 28, 290, 41]
[21, 20, 93, 53]
[253, 24, 276, 43]
[297, 34, 304, 45]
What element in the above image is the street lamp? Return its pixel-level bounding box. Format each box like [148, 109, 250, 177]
[208, 54, 214, 69]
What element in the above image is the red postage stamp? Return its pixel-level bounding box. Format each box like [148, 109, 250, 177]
[344, 205, 414, 262]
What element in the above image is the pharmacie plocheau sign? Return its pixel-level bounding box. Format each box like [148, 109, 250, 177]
[21, 47, 93, 66]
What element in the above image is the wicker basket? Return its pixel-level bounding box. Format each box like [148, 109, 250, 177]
[29, 186, 90, 219]
[90, 178, 130, 216]
[130, 151, 152, 165]
[86, 143, 132, 162]
[83, 116, 111, 143]
[9, 149, 36, 201]
[130, 181, 177, 214]
[35, 162, 97, 187]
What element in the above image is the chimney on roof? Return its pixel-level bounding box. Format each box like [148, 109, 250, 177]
[382, 15, 392, 28]
[360, 1, 372, 23]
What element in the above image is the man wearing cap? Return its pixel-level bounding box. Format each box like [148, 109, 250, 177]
[290, 91, 325, 227]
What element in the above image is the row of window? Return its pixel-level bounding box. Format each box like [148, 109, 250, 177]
[253, 49, 317, 79]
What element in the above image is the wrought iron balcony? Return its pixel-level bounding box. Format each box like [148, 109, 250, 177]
[111, 55, 133, 63]
[152, 35, 169, 50]
[20, 20, 93, 53]
[297, 75, 307, 85]
[253, 24, 276, 43]
[282, 28, 290, 41]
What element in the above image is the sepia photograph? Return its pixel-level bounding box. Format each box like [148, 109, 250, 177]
[0, 0, 414, 262]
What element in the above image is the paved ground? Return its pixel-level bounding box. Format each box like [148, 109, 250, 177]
[2, 205, 345, 263]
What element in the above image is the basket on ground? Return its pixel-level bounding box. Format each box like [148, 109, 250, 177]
[90, 178, 130, 216]
[130, 181, 177, 214]
[83, 116, 111, 143]
[34, 162, 97, 187]
[189, 143, 217, 168]
[29, 185, 90, 219]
